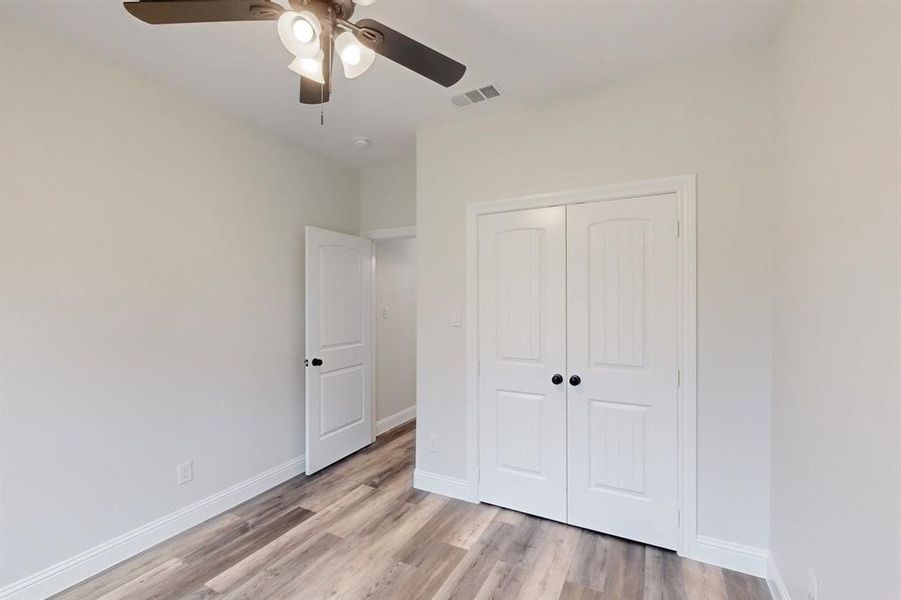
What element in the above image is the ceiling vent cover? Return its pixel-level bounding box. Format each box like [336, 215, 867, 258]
[451, 84, 501, 108]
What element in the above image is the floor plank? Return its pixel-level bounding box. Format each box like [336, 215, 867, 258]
[53, 422, 770, 600]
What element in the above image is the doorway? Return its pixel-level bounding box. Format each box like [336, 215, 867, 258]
[464, 175, 697, 556]
[370, 230, 417, 434]
[478, 195, 679, 549]
[303, 226, 416, 476]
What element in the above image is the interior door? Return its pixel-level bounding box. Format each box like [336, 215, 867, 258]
[305, 226, 373, 475]
[477, 206, 568, 521]
[566, 194, 680, 549]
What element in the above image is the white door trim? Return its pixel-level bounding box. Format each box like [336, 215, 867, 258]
[362, 226, 417, 240]
[362, 226, 417, 440]
[464, 174, 698, 558]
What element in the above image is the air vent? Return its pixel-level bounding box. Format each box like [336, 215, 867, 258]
[479, 85, 500, 99]
[464, 90, 486, 104]
[450, 84, 501, 108]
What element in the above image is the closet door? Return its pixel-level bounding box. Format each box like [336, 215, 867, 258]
[566, 194, 680, 549]
[478, 206, 567, 521]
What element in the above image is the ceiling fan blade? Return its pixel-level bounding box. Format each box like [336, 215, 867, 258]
[352, 18, 465, 87]
[124, 0, 283, 25]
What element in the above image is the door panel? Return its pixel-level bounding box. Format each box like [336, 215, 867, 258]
[590, 219, 647, 368]
[305, 227, 373, 475]
[566, 194, 679, 549]
[319, 245, 364, 349]
[478, 206, 567, 521]
[319, 364, 365, 437]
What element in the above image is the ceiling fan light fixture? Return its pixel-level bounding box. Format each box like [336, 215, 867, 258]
[124, 0, 467, 106]
[277, 10, 321, 58]
[292, 18, 315, 44]
[288, 50, 325, 84]
[342, 45, 362, 66]
[335, 31, 375, 79]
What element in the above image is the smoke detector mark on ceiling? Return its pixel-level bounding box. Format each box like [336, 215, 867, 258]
[451, 84, 501, 108]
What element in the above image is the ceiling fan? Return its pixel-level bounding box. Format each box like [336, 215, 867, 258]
[123, 0, 467, 106]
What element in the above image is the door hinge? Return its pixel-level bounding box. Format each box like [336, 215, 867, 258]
[678, 510, 681, 527]
[477, 360, 481, 376]
[677, 220, 681, 238]
[677, 369, 681, 387]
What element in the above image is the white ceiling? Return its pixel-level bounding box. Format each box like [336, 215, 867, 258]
[1, 0, 785, 166]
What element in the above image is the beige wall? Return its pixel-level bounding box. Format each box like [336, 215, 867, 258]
[770, 2, 901, 599]
[374, 237, 417, 423]
[0, 17, 359, 587]
[360, 160, 416, 232]
[416, 45, 774, 550]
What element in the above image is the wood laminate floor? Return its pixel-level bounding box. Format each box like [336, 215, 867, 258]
[54, 423, 770, 600]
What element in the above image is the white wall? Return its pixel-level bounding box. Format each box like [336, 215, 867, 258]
[374, 237, 417, 424]
[360, 160, 416, 232]
[416, 45, 774, 551]
[0, 17, 359, 589]
[770, 3, 901, 599]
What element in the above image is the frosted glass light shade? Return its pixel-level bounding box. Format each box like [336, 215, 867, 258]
[335, 31, 375, 79]
[277, 10, 321, 58]
[288, 50, 325, 84]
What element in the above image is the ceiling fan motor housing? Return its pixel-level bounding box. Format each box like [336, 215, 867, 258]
[288, 0, 356, 20]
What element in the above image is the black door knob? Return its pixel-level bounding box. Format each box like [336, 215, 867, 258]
[569, 375, 581, 386]
[551, 374, 564, 385]
[311, 358, 323, 366]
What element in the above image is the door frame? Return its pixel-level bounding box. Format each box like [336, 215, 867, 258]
[362, 226, 417, 439]
[464, 175, 697, 557]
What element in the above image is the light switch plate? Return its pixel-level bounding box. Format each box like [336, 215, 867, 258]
[450, 309, 463, 327]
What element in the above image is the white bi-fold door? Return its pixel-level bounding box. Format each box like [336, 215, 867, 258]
[478, 194, 680, 550]
[305, 226, 373, 475]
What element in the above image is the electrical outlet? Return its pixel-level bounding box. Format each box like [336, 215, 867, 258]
[807, 569, 818, 600]
[450, 309, 463, 327]
[177, 460, 193, 486]
[429, 434, 440, 453]
[382, 305, 390, 320]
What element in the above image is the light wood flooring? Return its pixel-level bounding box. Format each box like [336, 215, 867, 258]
[54, 422, 770, 600]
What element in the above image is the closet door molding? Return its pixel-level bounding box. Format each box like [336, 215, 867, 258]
[464, 174, 697, 557]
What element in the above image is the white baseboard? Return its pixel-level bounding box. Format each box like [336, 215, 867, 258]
[687, 535, 769, 578]
[0, 455, 306, 600]
[767, 552, 792, 600]
[413, 469, 477, 503]
[375, 406, 416, 436]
